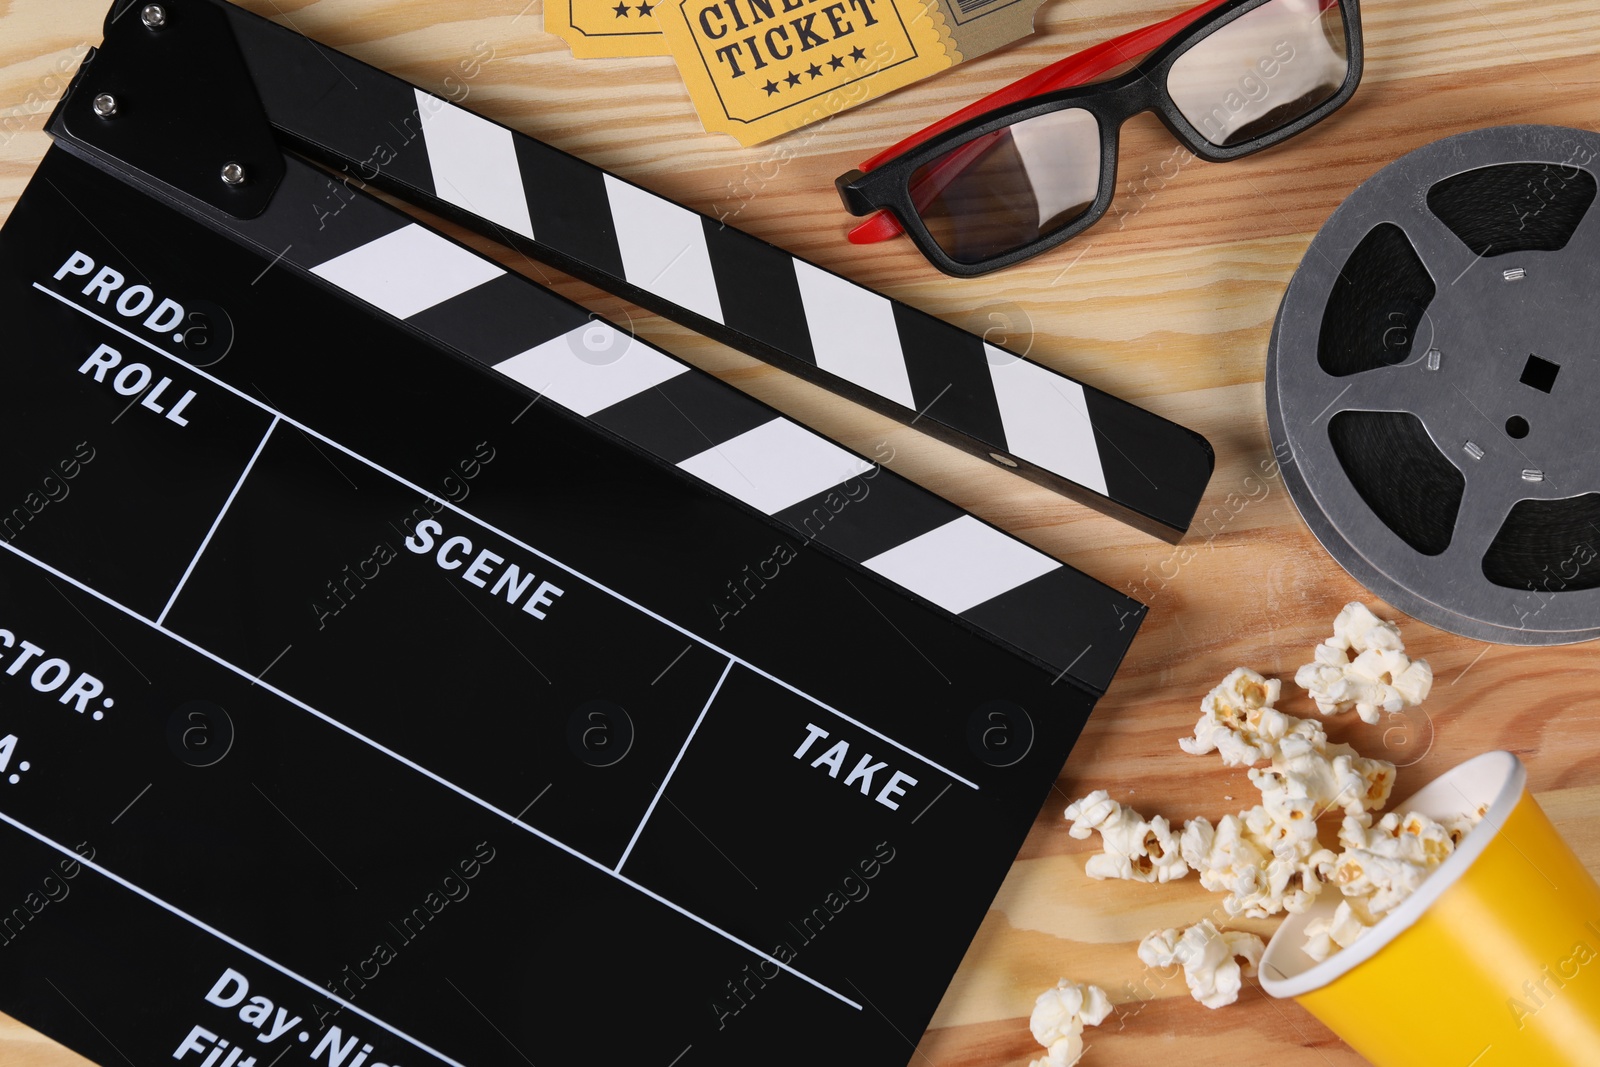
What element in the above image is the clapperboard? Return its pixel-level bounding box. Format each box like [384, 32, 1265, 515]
[0, 2, 1213, 1064]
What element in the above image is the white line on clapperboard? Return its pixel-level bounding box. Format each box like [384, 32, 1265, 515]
[1, 537, 863, 1014]
[34, 284, 978, 793]
[0, 807, 475, 1067]
[157, 415, 280, 626]
[615, 659, 733, 873]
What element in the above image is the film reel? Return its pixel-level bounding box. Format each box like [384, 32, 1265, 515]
[1267, 125, 1600, 644]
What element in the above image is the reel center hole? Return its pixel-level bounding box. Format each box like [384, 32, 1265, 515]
[1520, 354, 1561, 393]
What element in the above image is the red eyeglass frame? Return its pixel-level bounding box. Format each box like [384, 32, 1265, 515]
[835, 0, 1358, 273]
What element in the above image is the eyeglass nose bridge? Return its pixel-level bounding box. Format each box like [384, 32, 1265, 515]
[1080, 70, 1192, 157]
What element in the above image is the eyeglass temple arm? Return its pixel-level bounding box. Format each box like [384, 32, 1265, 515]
[847, 0, 1234, 245]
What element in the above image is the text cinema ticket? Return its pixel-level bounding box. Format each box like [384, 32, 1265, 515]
[653, 0, 1055, 143]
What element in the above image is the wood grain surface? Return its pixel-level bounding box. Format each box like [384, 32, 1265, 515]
[4, 1, 1599, 1064]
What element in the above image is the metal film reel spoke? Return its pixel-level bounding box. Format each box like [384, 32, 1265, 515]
[1396, 207, 1496, 297]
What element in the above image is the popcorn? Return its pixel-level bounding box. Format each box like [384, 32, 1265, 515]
[1295, 603, 1433, 724]
[1179, 668, 1325, 767]
[1030, 979, 1112, 1046]
[1248, 738, 1395, 828]
[1181, 810, 1337, 918]
[1332, 810, 1456, 915]
[1442, 804, 1488, 846]
[1324, 601, 1406, 653]
[1065, 790, 1189, 884]
[1028, 1038, 1085, 1067]
[1301, 898, 1372, 962]
[1303, 807, 1484, 961]
[1027, 980, 1112, 1067]
[1239, 803, 1319, 856]
[1137, 921, 1266, 1009]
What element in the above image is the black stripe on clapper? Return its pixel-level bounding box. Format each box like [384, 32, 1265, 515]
[965, 570, 1146, 689]
[701, 219, 816, 365]
[771, 473, 961, 562]
[890, 304, 1009, 447]
[1082, 389, 1213, 536]
[515, 137, 627, 281]
[408, 273, 589, 363]
[286, 176, 416, 267]
[590, 371, 776, 466]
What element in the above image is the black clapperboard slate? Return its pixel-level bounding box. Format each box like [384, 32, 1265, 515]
[0, 2, 1209, 1064]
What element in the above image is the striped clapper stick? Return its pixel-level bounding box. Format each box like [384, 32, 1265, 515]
[121, 148, 1144, 693]
[215, 1, 1214, 542]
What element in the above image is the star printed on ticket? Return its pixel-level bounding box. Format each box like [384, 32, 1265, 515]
[654, 0, 1053, 143]
[656, 0, 956, 145]
[547, 0, 673, 58]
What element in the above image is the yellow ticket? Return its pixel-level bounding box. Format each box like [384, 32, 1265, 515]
[653, 0, 1053, 143]
[655, 0, 965, 145]
[547, 0, 673, 59]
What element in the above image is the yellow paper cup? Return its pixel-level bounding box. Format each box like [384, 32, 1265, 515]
[1260, 751, 1600, 1065]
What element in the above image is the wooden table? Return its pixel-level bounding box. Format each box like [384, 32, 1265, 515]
[3, 1, 1598, 1064]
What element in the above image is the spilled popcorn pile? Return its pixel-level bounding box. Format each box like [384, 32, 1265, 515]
[1026, 603, 1482, 1066]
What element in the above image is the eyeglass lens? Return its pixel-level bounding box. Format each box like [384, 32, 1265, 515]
[904, 0, 1348, 266]
[911, 108, 1102, 265]
[1166, 0, 1349, 148]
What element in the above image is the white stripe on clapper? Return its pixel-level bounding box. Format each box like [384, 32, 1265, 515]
[309, 224, 503, 321]
[603, 176, 725, 325]
[792, 261, 916, 409]
[414, 90, 536, 240]
[985, 346, 1108, 496]
[491, 323, 688, 417]
[862, 515, 1062, 615]
[677, 418, 873, 516]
